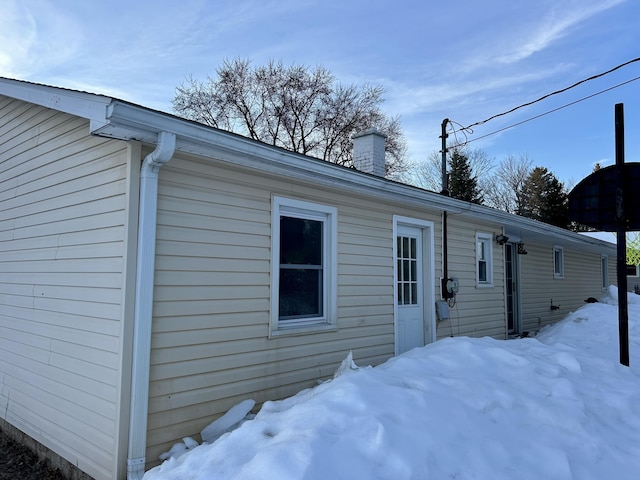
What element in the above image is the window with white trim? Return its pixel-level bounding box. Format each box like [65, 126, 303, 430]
[553, 246, 564, 279]
[271, 197, 337, 333]
[476, 233, 493, 286]
[601, 255, 608, 289]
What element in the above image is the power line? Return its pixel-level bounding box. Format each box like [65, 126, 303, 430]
[456, 74, 640, 146]
[451, 56, 640, 142]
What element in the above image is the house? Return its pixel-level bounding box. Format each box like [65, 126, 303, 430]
[582, 231, 640, 291]
[0, 77, 616, 480]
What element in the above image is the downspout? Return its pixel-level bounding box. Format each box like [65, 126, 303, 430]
[127, 132, 176, 480]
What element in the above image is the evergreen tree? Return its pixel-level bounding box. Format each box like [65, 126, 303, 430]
[447, 148, 483, 204]
[518, 166, 569, 228]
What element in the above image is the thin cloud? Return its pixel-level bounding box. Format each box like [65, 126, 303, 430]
[383, 63, 571, 117]
[0, 0, 84, 79]
[0, 1, 37, 77]
[453, 0, 626, 75]
[496, 0, 627, 64]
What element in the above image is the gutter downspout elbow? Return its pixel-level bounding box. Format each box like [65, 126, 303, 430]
[127, 132, 176, 480]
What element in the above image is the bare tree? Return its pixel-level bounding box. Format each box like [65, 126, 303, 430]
[483, 154, 533, 213]
[413, 147, 493, 193]
[413, 151, 443, 192]
[173, 58, 409, 179]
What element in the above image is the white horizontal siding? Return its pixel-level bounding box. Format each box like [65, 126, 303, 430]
[0, 97, 130, 480]
[520, 242, 608, 333]
[145, 149, 515, 465]
[436, 217, 506, 339]
[146, 155, 451, 465]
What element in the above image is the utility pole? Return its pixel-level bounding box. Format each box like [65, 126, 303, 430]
[568, 103, 632, 366]
[440, 118, 449, 195]
[615, 103, 629, 366]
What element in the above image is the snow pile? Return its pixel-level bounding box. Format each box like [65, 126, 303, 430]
[200, 399, 255, 444]
[158, 399, 256, 460]
[600, 284, 640, 306]
[145, 286, 640, 480]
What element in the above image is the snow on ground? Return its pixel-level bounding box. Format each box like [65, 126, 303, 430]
[144, 286, 640, 480]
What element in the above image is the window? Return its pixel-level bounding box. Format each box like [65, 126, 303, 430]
[397, 235, 418, 305]
[601, 255, 608, 289]
[553, 246, 564, 279]
[627, 264, 639, 277]
[476, 233, 493, 286]
[271, 197, 337, 334]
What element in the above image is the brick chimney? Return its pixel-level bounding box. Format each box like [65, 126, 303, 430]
[352, 128, 386, 177]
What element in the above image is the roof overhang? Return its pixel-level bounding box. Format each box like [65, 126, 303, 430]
[0, 77, 616, 256]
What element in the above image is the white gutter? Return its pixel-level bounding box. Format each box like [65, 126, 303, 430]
[127, 131, 176, 480]
[97, 102, 615, 255]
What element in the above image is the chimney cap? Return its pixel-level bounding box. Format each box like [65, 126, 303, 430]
[352, 127, 387, 140]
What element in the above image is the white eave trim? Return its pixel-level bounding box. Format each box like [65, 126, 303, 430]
[0, 77, 112, 131]
[0, 78, 613, 255]
[94, 100, 616, 254]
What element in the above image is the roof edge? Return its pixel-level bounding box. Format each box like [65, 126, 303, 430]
[0, 77, 616, 253]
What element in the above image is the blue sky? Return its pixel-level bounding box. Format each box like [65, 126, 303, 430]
[1, 0, 639, 186]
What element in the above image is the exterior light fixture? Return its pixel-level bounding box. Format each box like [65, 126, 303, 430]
[495, 234, 509, 245]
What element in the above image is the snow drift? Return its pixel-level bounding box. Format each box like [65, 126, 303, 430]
[145, 286, 640, 480]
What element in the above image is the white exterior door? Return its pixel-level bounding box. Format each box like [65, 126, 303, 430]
[395, 224, 427, 354]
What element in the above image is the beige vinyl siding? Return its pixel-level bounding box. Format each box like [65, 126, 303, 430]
[146, 151, 513, 462]
[435, 216, 506, 339]
[519, 242, 607, 333]
[146, 153, 448, 463]
[604, 255, 615, 292]
[0, 97, 131, 480]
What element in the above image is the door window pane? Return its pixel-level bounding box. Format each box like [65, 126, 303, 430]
[397, 234, 419, 305]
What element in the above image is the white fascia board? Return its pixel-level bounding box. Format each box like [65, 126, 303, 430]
[99, 100, 615, 254]
[0, 77, 111, 130]
[99, 101, 467, 205]
[0, 79, 622, 254]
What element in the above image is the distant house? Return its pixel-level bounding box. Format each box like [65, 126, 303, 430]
[0, 78, 616, 480]
[582, 231, 639, 290]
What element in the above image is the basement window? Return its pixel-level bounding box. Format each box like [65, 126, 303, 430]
[270, 197, 337, 335]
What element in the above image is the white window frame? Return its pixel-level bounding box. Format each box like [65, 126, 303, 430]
[553, 246, 564, 279]
[270, 196, 337, 336]
[601, 255, 608, 290]
[476, 232, 493, 287]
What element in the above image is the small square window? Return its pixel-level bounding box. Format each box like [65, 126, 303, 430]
[553, 246, 564, 279]
[476, 233, 493, 286]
